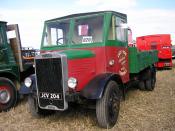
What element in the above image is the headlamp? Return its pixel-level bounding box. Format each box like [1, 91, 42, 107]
[24, 77, 32, 88]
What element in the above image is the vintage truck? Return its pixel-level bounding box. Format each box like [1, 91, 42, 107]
[21, 11, 158, 128]
[0, 22, 36, 112]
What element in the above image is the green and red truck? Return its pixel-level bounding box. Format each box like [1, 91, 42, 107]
[0, 22, 35, 112]
[21, 11, 158, 128]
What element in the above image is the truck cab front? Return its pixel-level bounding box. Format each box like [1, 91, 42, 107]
[24, 11, 131, 128]
[26, 11, 128, 110]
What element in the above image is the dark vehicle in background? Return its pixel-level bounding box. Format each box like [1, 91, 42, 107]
[0, 22, 37, 112]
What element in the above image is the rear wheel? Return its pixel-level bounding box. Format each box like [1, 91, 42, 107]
[138, 67, 156, 91]
[138, 80, 146, 90]
[96, 81, 120, 128]
[28, 94, 55, 117]
[145, 69, 156, 91]
[0, 77, 17, 112]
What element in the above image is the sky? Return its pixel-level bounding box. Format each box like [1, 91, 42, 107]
[0, 0, 175, 48]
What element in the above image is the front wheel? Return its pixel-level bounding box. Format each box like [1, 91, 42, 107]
[28, 94, 55, 117]
[0, 77, 17, 112]
[96, 81, 120, 128]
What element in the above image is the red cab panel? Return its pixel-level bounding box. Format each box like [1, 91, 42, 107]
[68, 46, 129, 92]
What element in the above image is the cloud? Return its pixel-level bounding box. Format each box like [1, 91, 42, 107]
[74, 0, 175, 44]
[127, 9, 175, 44]
[1, 4, 175, 48]
[75, 0, 137, 10]
[0, 9, 68, 48]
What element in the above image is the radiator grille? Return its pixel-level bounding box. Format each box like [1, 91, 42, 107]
[35, 57, 64, 109]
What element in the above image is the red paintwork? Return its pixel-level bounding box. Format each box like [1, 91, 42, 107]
[68, 57, 96, 91]
[105, 47, 129, 83]
[68, 46, 129, 91]
[136, 34, 172, 68]
[155, 61, 172, 68]
[0, 86, 12, 109]
[41, 46, 130, 92]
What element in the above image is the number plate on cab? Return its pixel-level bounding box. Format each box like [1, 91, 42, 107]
[39, 92, 62, 100]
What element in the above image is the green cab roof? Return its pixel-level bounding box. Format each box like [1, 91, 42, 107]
[0, 21, 7, 24]
[46, 11, 127, 22]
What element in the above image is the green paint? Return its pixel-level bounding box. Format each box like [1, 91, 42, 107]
[0, 64, 19, 80]
[0, 22, 20, 81]
[60, 49, 95, 59]
[41, 40, 126, 51]
[41, 42, 103, 51]
[129, 47, 158, 73]
[106, 40, 127, 47]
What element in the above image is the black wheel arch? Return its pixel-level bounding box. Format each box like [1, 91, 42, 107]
[0, 72, 19, 89]
[0, 72, 18, 82]
[19, 74, 36, 95]
[80, 73, 123, 99]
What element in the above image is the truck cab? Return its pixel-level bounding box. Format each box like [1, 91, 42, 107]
[23, 11, 158, 128]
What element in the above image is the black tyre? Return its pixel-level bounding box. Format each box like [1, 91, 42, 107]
[0, 77, 17, 112]
[96, 81, 120, 128]
[145, 69, 156, 91]
[28, 94, 55, 117]
[138, 80, 146, 90]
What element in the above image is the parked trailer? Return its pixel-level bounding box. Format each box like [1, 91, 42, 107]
[20, 11, 158, 128]
[0, 22, 36, 111]
[136, 34, 172, 68]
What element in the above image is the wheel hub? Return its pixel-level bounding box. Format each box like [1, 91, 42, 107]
[0, 89, 11, 104]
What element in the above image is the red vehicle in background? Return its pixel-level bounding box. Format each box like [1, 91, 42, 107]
[136, 34, 172, 68]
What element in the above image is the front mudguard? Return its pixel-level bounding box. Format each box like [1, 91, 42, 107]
[80, 73, 122, 99]
[19, 74, 36, 95]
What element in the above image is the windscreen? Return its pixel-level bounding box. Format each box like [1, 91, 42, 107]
[72, 15, 103, 44]
[43, 20, 70, 46]
[42, 15, 104, 47]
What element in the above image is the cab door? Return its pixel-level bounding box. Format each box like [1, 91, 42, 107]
[106, 15, 129, 83]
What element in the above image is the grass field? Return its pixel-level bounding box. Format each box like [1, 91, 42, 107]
[0, 63, 175, 131]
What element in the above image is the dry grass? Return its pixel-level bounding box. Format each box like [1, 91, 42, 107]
[1, 62, 175, 131]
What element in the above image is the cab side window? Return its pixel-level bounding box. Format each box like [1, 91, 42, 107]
[116, 17, 127, 42]
[108, 15, 127, 42]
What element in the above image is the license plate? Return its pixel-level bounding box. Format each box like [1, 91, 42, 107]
[164, 63, 170, 66]
[39, 92, 62, 100]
